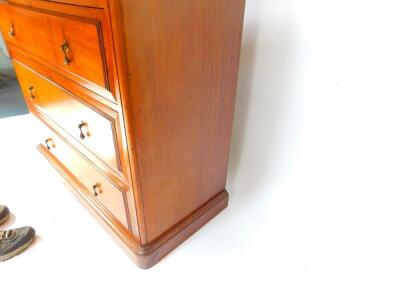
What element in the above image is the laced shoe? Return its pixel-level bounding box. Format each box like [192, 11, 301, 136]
[0, 205, 9, 225]
[0, 227, 35, 261]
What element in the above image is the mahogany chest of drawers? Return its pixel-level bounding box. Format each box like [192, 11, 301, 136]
[0, 0, 246, 268]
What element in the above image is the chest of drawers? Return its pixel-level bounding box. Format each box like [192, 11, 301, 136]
[0, 0, 246, 268]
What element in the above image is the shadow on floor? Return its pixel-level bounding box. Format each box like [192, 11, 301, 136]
[0, 56, 28, 119]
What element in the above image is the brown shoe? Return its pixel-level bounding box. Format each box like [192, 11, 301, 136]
[0, 227, 36, 261]
[0, 205, 9, 225]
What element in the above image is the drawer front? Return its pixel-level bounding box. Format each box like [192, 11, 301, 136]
[40, 130, 129, 229]
[0, 4, 108, 92]
[14, 61, 120, 171]
[0, 4, 54, 65]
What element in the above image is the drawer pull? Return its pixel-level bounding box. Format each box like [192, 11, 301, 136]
[8, 24, 15, 37]
[28, 86, 35, 100]
[78, 121, 90, 140]
[45, 138, 56, 150]
[61, 40, 71, 65]
[92, 183, 103, 197]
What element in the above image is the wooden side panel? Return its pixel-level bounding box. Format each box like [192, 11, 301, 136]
[119, 0, 246, 243]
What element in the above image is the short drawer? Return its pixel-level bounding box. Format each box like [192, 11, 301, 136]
[14, 61, 120, 171]
[0, 3, 109, 94]
[40, 130, 129, 229]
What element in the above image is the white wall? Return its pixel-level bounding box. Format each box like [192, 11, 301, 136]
[227, 0, 400, 298]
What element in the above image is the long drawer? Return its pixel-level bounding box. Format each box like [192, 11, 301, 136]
[0, 3, 109, 94]
[14, 61, 120, 172]
[39, 127, 129, 229]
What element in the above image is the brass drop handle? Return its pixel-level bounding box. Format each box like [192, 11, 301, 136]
[45, 138, 55, 150]
[8, 24, 15, 37]
[92, 183, 103, 197]
[28, 86, 35, 100]
[61, 40, 71, 65]
[78, 121, 89, 140]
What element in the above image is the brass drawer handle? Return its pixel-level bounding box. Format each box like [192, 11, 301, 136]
[92, 183, 103, 197]
[45, 138, 56, 150]
[8, 24, 15, 37]
[61, 40, 71, 65]
[78, 121, 90, 140]
[28, 86, 35, 100]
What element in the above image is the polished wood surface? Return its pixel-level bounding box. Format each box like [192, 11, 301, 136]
[8, 0, 106, 8]
[118, 0, 246, 244]
[39, 128, 130, 229]
[0, 4, 108, 90]
[14, 60, 120, 172]
[0, 0, 246, 268]
[0, 0, 120, 102]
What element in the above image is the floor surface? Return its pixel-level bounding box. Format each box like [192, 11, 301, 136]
[0, 55, 28, 119]
[0, 115, 256, 300]
[1, 108, 400, 300]
[2, 1, 400, 298]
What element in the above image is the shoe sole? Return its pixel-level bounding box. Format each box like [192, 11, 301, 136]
[0, 214, 9, 226]
[0, 237, 35, 262]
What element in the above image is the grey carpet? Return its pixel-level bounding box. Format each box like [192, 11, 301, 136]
[0, 56, 28, 119]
